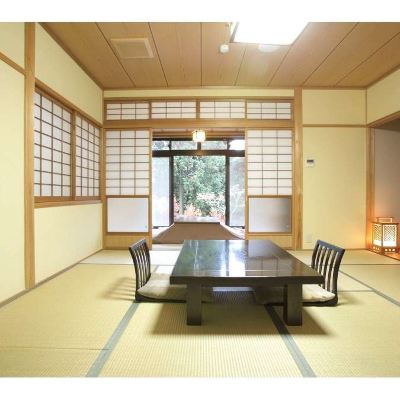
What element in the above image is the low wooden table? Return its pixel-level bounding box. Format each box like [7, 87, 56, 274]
[170, 240, 324, 326]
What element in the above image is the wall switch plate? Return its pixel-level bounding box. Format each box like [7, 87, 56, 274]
[305, 159, 315, 167]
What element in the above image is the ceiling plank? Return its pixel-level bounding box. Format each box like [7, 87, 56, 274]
[270, 22, 356, 87]
[97, 22, 167, 88]
[304, 22, 400, 86]
[235, 44, 289, 86]
[43, 22, 133, 89]
[150, 22, 201, 87]
[201, 22, 245, 86]
[338, 33, 400, 87]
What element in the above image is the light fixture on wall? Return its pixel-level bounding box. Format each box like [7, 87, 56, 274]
[192, 130, 206, 143]
[371, 217, 399, 254]
[230, 21, 307, 46]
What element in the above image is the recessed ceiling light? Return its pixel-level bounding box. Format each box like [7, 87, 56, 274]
[231, 21, 307, 46]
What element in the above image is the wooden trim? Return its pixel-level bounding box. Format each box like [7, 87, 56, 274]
[34, 199, 102, 208]
[39, 22, 104, 90]
[24, 22, 36, 289]
[104, 119, 294, 130]
[244, 129, 249, 239]
[35, 78, 103, 127]
[302, 124, 366, 128]
[366, 128, 375, 248]
[101, 126, 106, 249]
[367, 110, 400, 128]
[104, 85, 297, 92]
[0, 248, 102, 309]
[148, 129, 153, 248]
[293, 87, 303, 250]
[105, 95, 295, 102]
[0, 50, 25, 75]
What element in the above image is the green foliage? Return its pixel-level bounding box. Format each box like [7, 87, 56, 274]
[174, 156, 226, 220]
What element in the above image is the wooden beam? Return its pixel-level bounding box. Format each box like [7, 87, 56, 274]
[104, 119, 294, 130]
[24, 22, 36, 289]
[293, 87, 303, 250]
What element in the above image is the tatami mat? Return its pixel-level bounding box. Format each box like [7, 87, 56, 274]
[289, 249, 400, 265]
[0, 348, 100, 377]
[280, 291, 400, 376]
[0, 264, 133, 349]
[100, 303, 302, 377]
[337, 272, 369, 292]
[341, 264, 400, 302]
[81, 249, 180, 266]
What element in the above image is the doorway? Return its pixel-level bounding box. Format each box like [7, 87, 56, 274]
[152, 138, 245, 229]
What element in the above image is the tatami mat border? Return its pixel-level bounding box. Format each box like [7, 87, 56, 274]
[265, 306, 315, 377]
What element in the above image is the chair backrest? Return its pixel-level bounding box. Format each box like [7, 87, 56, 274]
[129, 239, 151, 293]
[311, 240, 345, 300]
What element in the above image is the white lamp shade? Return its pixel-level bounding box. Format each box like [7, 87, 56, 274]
[193, 130, 206, 142]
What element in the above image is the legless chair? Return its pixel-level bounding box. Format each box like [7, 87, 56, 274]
[253, 240, 345, 306]
[306, 239, 345, 306]
[128, 239, 152, 302]
[129, 239, 204, 302]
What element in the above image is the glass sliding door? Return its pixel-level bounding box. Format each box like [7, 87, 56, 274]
[229, 157, 245, 227]
[152, 157, 171, 227]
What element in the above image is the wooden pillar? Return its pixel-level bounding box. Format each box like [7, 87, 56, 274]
[293, 87, 303, 250]
[24, 22, 36, 288]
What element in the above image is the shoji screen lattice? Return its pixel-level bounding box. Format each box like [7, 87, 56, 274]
[34, 91, 72, 197]
[105, 130, 150, 195]
[247, 101, 292, 120]
[75, 116, 100, 197]
[151, 101, 196, 119]
[200, 100, 245, 119]
[106, 102, 150, 120]
[247, 130, 293, 195]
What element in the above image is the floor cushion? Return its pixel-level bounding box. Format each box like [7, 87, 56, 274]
[253, 284, 335, 305]
[137, 273, 213, 302]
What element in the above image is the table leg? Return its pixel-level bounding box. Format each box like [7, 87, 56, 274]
[283, 284, 302, 326]
[187, 283, 202, 325]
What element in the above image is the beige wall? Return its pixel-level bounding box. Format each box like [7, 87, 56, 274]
[0, 23, 25, 68]
[367, 69, 400, 124]
[303, 89, 366, 125]
[35, 24, 103, 123]
[104, 87, 294, 98]
[35, 204, 102, 283]
[302, 89, 367, 249]
[33, 23, 105, 285]
[374, 128, 400, 222]
[302, 127, 366, 249]
[0, 61, 25, 302]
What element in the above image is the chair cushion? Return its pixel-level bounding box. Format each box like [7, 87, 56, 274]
[253, 284, 335, 305]
[137, 273, 213, 302]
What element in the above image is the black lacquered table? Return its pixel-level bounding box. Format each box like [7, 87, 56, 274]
[170, 240, 324, 326]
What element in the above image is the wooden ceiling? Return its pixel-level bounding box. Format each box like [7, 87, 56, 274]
[42, 22, 400, 89]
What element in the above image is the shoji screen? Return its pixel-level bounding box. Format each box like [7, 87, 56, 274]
[105, 129, 151, 234]
[246, 129, 293, 234]
[34, 91, 72, 198]
[105, 130, 150, 196]
[75, 116, 100, 198]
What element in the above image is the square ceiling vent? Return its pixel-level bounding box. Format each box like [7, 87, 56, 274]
[110, 38, 154, 59]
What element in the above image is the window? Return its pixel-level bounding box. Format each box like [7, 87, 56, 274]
[34, 91, 72, 198]
[34, 89, 102, 202]
[75, 116, 101, 198]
